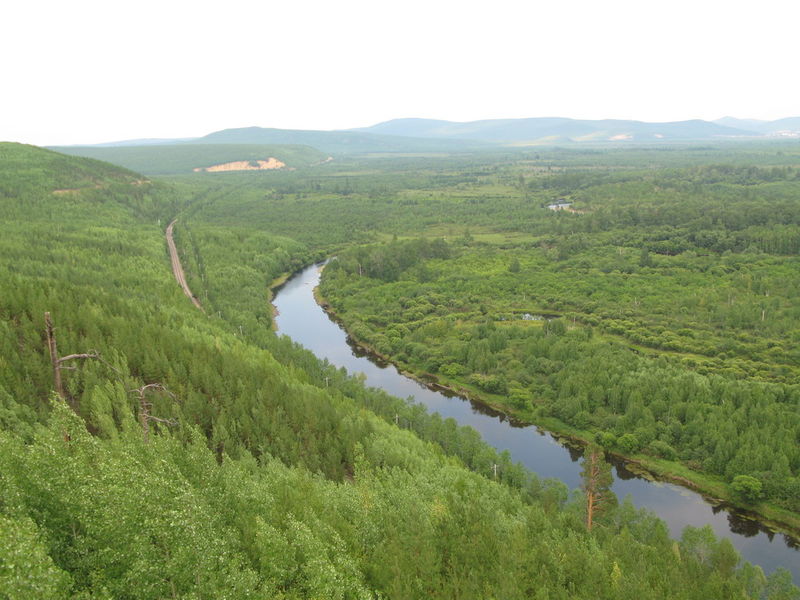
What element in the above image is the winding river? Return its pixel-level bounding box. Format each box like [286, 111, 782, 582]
[273, 263, 799, 581]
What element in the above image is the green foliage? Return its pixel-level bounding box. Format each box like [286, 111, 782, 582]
[308, 148, 800, 517]
[617, 433, 641, 454]
[580, 444, 617, 529]
[0, 142, 798, 597]
[330, 237, 450, 282]
[731, 475, 764, 503]
[0, 515, 72, 599]
[648, 440, 678, 461]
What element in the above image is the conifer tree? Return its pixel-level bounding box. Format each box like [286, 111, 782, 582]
[580, 444, 616, 531]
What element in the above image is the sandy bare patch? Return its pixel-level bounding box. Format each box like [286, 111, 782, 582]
[193, 158, 286, 173]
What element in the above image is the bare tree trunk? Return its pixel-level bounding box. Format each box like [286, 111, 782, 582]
[44, 312, 64, 399]
[130, 383, 176, 443]
[44, 312, 105, 412]
[139, 395, 151, 444]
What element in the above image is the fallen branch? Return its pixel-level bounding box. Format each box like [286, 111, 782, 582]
[57, 352, 101, 364]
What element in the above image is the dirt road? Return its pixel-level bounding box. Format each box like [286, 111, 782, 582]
[166, 219, 204, 312]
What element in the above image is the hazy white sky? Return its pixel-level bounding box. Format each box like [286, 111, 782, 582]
[3, 0, 798, 145]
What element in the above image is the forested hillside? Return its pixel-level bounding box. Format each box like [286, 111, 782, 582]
[51, 143, 329, 175]
[1, 143, 797, 598]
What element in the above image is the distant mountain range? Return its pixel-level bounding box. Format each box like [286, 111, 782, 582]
[195, 126, 490, 153]
[351, 117, 800, 144]
[51, 127, 490, 173]
[75, 127, 490, 155]
[51, 117, 800, 171]
[712, 117, 800, 136]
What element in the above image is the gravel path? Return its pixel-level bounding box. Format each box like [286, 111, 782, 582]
[166, 219, 204, 312]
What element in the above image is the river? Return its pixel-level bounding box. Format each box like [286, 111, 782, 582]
[273, 262, 799, 581]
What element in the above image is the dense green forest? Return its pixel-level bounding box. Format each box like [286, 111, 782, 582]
[314, 162, 800, 519]
[1, 142, 798, 598]
[161, 144, 800, 521]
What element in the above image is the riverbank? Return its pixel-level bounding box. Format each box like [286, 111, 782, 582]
[311, 273, 800, 539]
[267, 272, 294, 330]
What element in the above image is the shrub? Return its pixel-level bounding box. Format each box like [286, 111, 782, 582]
[731, 475, 763, 503]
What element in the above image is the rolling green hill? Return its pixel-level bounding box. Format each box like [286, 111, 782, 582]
[0, 142, 143, 193]
[194, 125, 490, 154]
[49, 143, 329, 175]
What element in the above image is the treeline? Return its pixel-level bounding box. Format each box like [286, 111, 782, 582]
[335, 237, 452, 281]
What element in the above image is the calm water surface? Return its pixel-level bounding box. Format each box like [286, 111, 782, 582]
[274, 263, 799, 581]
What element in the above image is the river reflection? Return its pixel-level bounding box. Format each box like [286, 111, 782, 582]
[273, 263, 799, 582]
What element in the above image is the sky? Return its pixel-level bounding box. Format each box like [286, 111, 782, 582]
[3, 0, 799, 146]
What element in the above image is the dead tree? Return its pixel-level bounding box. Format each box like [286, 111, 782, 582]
[45, 312, 103, 410]
[130, 383, 178, 443]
